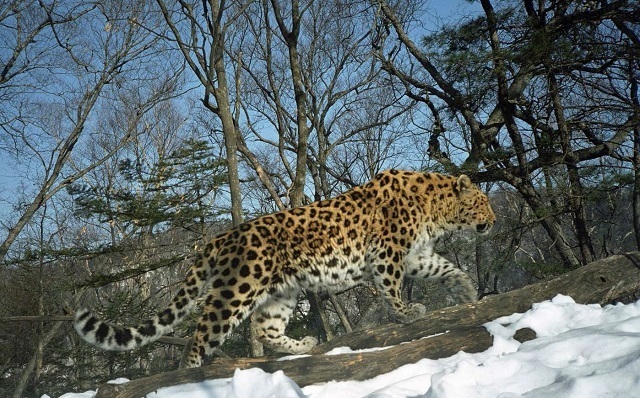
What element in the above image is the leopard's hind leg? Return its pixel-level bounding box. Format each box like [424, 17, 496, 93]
[185, 290, 261, 367]
[251, 289, 318, 354]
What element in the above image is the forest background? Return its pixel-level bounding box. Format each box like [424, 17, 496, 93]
[1, 0, 638, 396]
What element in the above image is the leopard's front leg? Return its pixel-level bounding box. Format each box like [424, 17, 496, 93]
[404, 243, 478, 304]
[368, 249, 426, 323]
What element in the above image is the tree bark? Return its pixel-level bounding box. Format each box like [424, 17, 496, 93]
[630, 62, 640, 251]
[12, 321, 65, 398]
[94, 252, 640, 398]
[548, 71, 595, 265]
[11, 290, 86, 398]
[269, 0, 310, 208]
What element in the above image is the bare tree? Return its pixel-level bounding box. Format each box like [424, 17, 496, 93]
[154, 0, 249, 226]
[374, 0, 640, 268]
[240, 0, 414, 198]
[0, 0, 181, 263]
[0, 1, 187, 395]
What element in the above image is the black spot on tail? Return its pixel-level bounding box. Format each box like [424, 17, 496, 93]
[81, 316, 98, 334]
[115, 327, 133, 345]
[138, 320, 157, 337]
[95, 323, 110, 343]
[76, 310, 91, 322]
[158, 309, 176, 326]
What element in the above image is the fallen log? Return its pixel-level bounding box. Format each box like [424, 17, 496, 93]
[95, 252, 640, 398]
[313, 251, 640, 353]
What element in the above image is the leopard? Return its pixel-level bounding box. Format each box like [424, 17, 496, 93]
[74, 169, 496, 368]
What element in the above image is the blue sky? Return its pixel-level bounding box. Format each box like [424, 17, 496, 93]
[0, 0, 485, 244]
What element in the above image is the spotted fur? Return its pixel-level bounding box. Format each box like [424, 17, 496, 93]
[74, 170, 496, 367]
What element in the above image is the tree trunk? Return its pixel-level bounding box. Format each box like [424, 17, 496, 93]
[11, 290, 86, 398]
[549, 71, 595, 265]
[631, 69, 640, 251]
[509, 176, 581, 268]
[306, 292, 332, 342]
[12, 321, 65, 398]
[270, 0, 309, 208]
[329, 294, 353, 333]
[94, 253, 640, 398]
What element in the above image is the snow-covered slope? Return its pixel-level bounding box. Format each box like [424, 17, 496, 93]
[53, 295, 640, 398]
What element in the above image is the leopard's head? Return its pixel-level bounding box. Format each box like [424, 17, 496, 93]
[450, 175, 496, 234]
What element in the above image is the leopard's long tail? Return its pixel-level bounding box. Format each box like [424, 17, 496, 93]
[74, 257, 209, 352]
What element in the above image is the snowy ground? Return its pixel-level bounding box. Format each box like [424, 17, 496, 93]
[53, 295, 640, 398]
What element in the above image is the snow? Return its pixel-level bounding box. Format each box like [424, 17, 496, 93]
[48, 295, 640, 398]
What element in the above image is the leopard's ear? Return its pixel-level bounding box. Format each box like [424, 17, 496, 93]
[455, 174, 472, 194]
